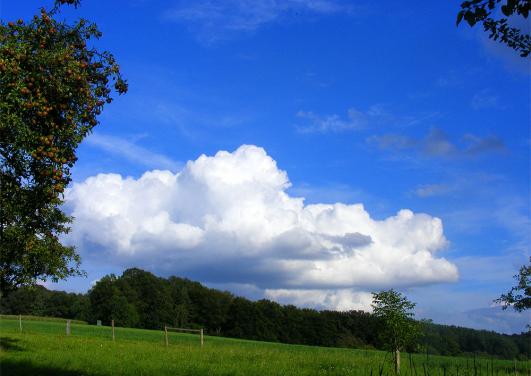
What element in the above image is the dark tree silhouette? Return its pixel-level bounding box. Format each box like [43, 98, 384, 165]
[457, 0, 531, 57]
[495, 257, 530, 312]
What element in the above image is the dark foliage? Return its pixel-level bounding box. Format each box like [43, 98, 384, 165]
[457, 0, 531, 57]
[495, 257, 531, 312]
[1, 268, 529, 360]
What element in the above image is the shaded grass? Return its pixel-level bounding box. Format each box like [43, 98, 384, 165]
[0, 318, 528, 375]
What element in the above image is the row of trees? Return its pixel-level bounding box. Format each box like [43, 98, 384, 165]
[1, 268, 529, 361]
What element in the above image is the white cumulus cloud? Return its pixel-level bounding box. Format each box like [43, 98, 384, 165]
[65, 145, 458, 310]
[265, 289, 374, 312]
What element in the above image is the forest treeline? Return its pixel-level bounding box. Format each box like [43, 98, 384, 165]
[0, 268, 528, 360]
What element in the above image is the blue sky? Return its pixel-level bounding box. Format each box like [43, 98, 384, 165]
[3, 0, 529, 333]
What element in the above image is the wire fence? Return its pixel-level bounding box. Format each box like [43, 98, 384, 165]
[1, 315, 529, 375]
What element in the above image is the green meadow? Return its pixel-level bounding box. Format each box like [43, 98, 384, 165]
[0, 316, 528, 376]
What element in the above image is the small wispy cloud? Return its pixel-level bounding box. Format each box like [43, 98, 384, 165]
[462, 133, 505, 155]
[163, 0, 354, 43]
[296, 108, 369, 133]
[413, 172, 503, 199]
[471, 89, 501, 110]
[415, 183, 454, 198]
[435, 70, 461, 88]
[295, 105, 439, 134]
[368, 127, 505, 159]
[86, 133, 182, 171]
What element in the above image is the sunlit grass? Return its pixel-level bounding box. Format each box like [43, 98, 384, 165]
[0, 317, 528, 375]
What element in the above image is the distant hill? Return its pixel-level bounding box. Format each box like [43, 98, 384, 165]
[1, 268, 529, 360]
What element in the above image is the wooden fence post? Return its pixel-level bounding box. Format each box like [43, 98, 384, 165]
[19, 314, 22, 333]
[200, 328, 204, 347]
[112, 319, 115, 342]
[66, 320, 71, 336]
[164, 325, 168, 347]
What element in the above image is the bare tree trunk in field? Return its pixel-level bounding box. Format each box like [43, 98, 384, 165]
[395, 349, 401, 374]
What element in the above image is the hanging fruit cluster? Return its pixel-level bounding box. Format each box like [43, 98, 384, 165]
[0, 3, 127, 206]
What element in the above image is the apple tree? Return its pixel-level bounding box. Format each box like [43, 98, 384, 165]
[0, 0, 127, 295]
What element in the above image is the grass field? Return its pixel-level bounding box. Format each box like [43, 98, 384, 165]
[0, 317, 528, 375]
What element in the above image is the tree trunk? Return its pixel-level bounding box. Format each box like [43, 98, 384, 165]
[395, 349, 400, 375]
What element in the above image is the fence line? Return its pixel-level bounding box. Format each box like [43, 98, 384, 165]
[165, 326, 204, 347]
[4, 315, 529, 375]
[165, 327, 203, 333]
